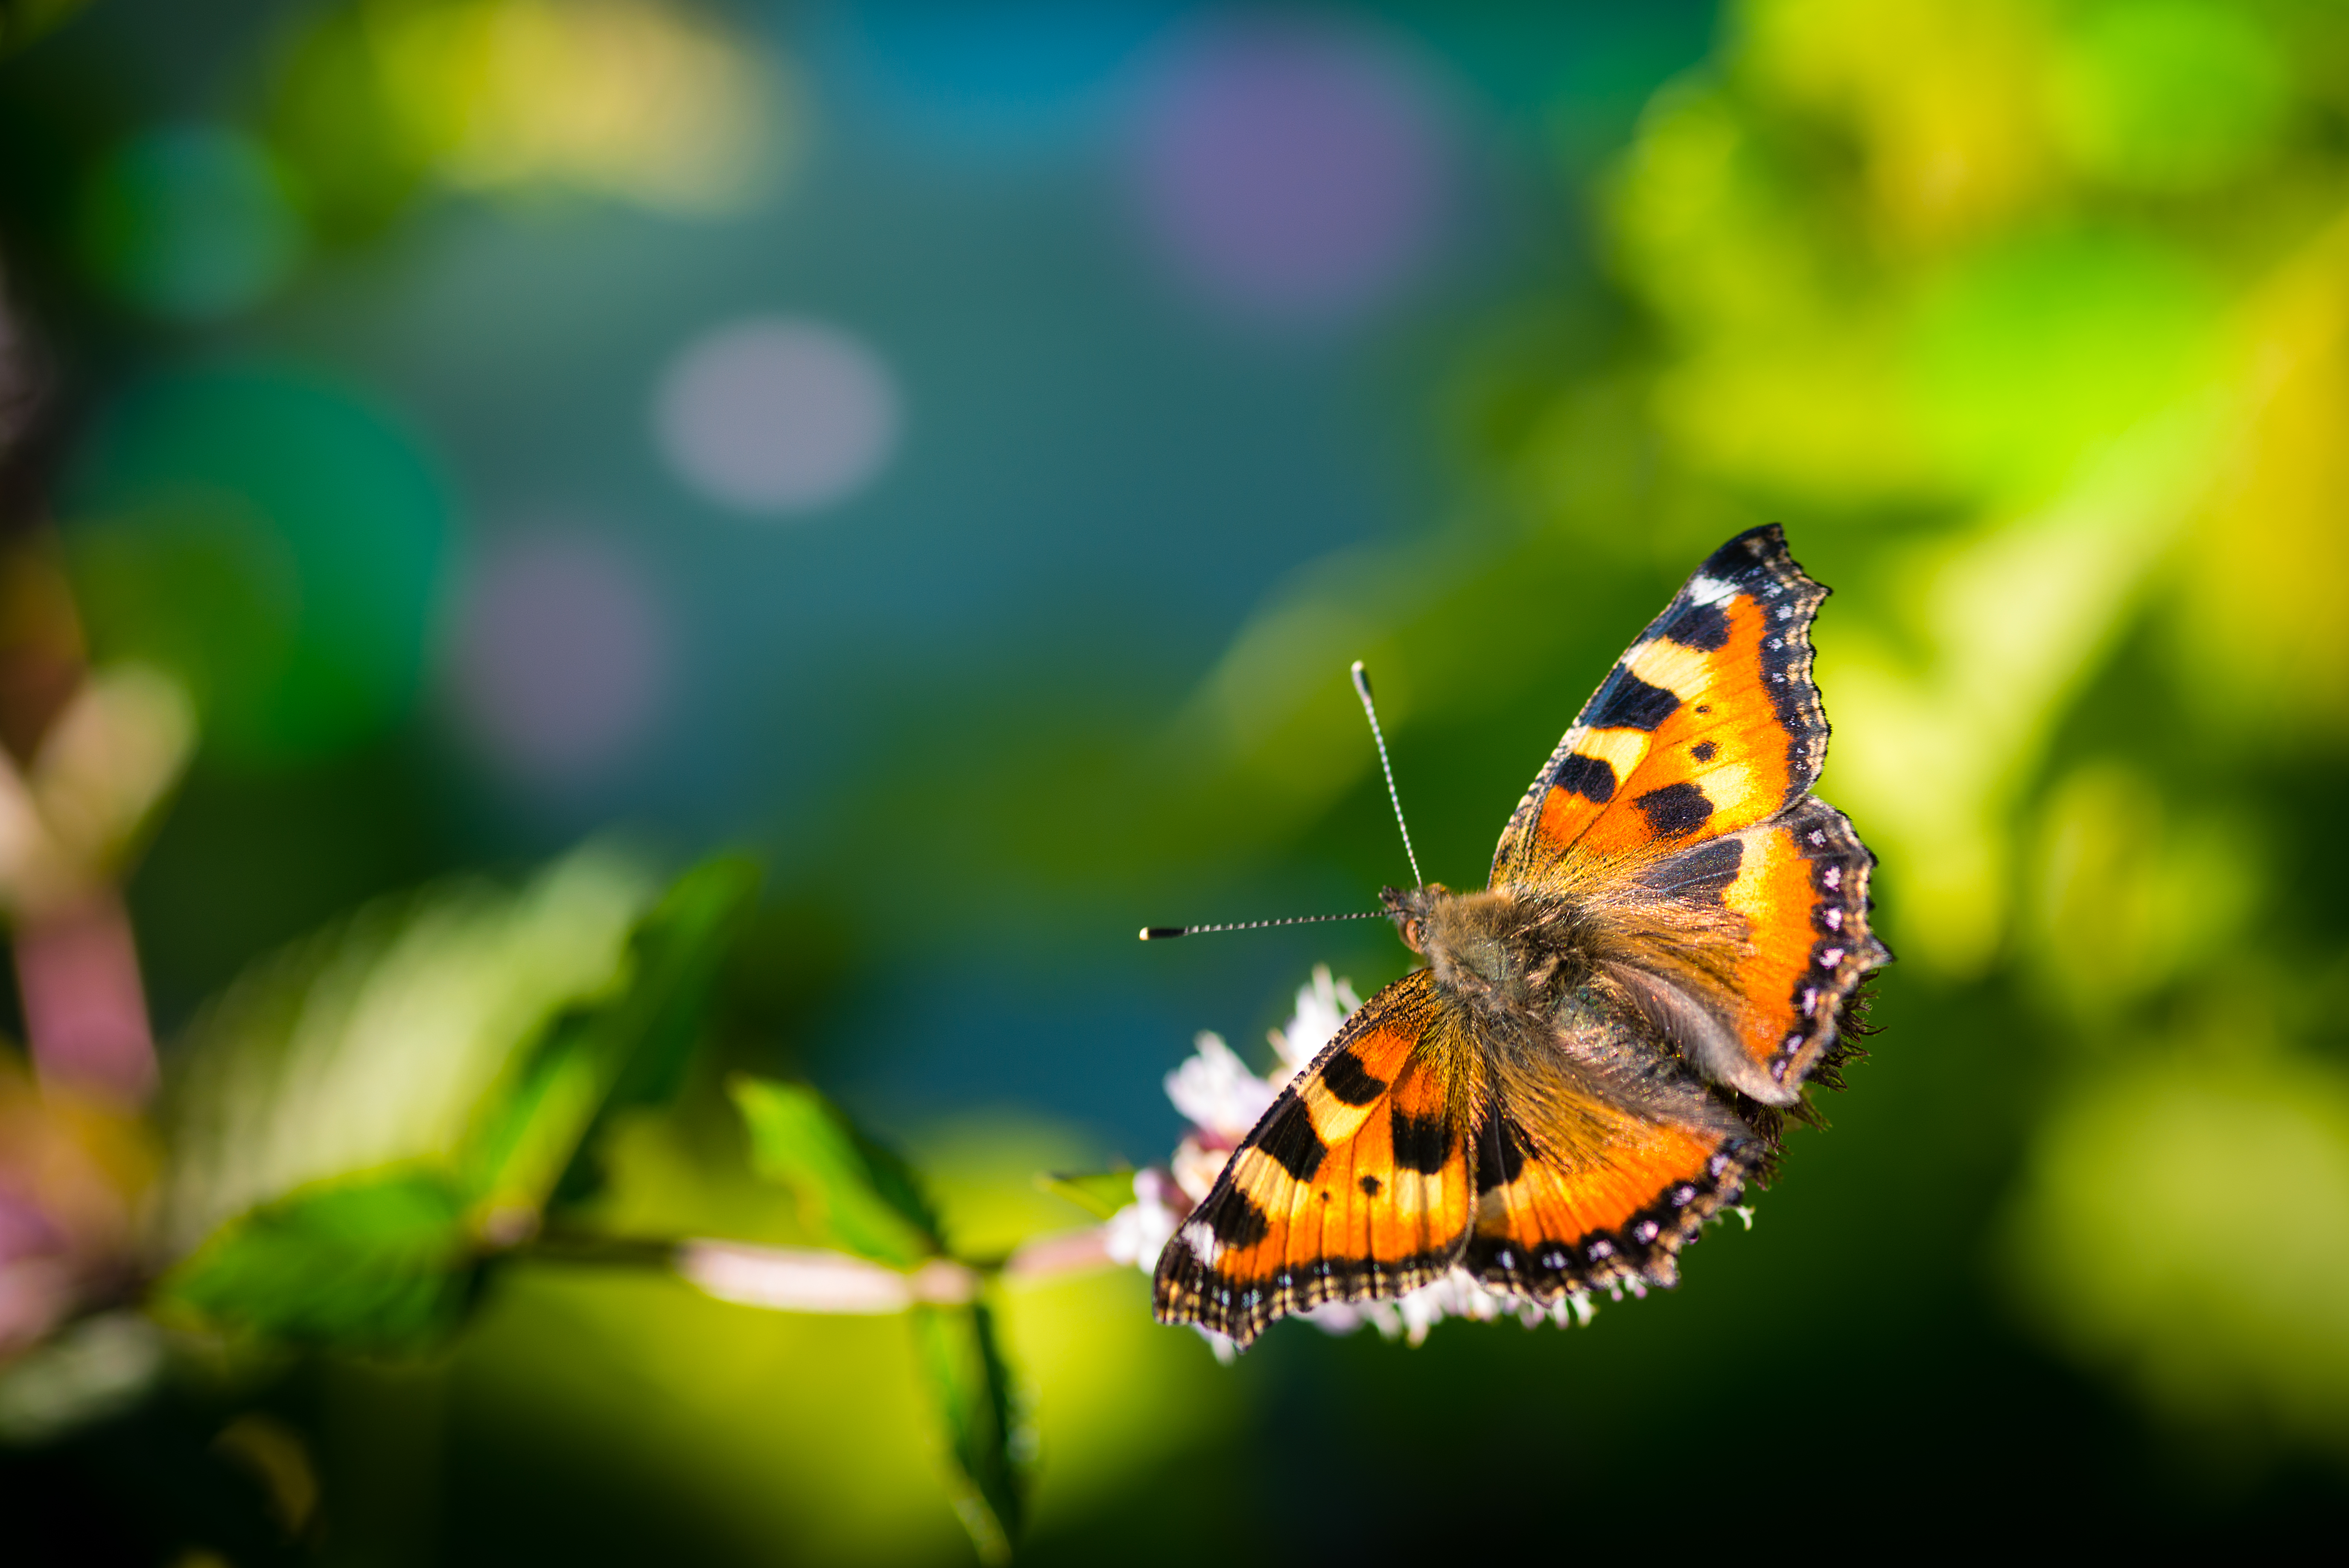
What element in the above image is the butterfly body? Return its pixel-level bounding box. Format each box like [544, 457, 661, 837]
[1156, 527, 1890, 1349]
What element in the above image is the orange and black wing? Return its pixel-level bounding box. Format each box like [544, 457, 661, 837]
[1653, 796, 1887, 1101]
[1464, 1076, 1768, 1305]
[1154, 969, 1478, 1350]
[1491, 524, 1832, 882]
[1491, 525, 1887, 1105]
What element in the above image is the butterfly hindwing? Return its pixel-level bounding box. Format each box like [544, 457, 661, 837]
[1708, 797, 1888, 1098]
[1492, 525, 1830, 884]
[1153, 969, 1477, 1349]
[1465, 1098, 1764, 1302]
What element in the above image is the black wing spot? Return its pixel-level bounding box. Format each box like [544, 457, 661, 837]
[1587, 668, 1680, 731]
[1474, 1112, 1527, 1191]
[1549, 750, 1617, 804]
[1635, 781, 1713, 838]
[1209, 1190, 1269, 1249]
[1391, 1108, 1454, 1175]
[1320, 1049, 1388, 1106]
[1255, 1096, 1327, 1183]
[1360, 1174, 1383, 1197]
[1691, 740, 1716, 762]
[1662, 600, 1730, 651]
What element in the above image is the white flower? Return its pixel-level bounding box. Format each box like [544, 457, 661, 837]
[1101, 1168, 1182, 1271]
[1159, 970, 1366, 1206]
[1266, 964, 1361, 1080]
[1163, 1030, 1276, 1145]
[1304, 1271, 1596, 1346]
[1164, 968, 1363, 1150]
[1168, 1136, 1229, 1206]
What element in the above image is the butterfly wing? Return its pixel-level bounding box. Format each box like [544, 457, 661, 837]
[1685, 796, 1888, 1098]
[1491, 524, 1832, 882]
[1494, 525, 1886, 1105]
[1153, 969, 1479, 1350]
[1153, 966, 1777, 1345]
[1465, 1066, 1769, 1304]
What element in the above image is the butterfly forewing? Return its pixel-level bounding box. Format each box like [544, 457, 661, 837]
[1491, 526, 1832, 885]
[1153, 970, 1477, 1349]
[1492, 523, 1884, 1107]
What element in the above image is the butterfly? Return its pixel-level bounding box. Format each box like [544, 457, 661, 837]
[1153, 526, 1889, 1349]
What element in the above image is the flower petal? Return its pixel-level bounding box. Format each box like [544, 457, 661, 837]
[1164, 1031, 1277, 1142]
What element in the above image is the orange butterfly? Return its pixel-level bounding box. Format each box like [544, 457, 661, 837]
[1153, 526, 1889, 1349]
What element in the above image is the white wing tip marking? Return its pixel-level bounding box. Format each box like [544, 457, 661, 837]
[1179, 1219, 1223, 1269]
[1686, 573, 1739, 607]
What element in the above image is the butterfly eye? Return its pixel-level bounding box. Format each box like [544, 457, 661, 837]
[1401, 917, 1426, 953]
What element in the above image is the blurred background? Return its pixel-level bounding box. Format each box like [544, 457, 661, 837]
[3, 0, 2348, 1560]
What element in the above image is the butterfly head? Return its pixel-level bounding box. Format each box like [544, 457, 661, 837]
[1380, 882, 1450, 954]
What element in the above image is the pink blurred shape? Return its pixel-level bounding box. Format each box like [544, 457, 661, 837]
[14, 892, 156, 1104]
[678, 1241, 976, 1313]
[0, 1256, 74, 1359]
[447, 530, 669, 786]
[1002, 1223, 1116, 1279]
[1131, 16, 1452, 324]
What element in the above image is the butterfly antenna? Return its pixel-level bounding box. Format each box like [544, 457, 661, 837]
[1351, 660, 1424, 888]
[1140, 911, 1385, 942]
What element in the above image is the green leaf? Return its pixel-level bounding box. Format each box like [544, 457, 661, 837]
[910, 1301, 1031, 1567]
[152, 848, 756, 1356]
[468, 854, 761, 1220]
[729, 1076, 941, 1268]
[154, 1168, 476, 1352]
[160, 844, 660, 1258]
[1037, 1169, 1139, 1221]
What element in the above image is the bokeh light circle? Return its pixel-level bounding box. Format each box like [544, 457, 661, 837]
[652, 317, 902, 516]
[79, 124, 303, 321]
[446, 530, 669, 785]
[1130, 18, 1452, 325]
[62, 365, 449, 765]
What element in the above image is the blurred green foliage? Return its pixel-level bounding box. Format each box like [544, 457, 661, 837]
[9, 828, 1039, 1556]
[1035, 1169, 1139, 1222]
[2008, 1052, 2349, 1440]
[157, 845, 661, 1254]
[909, 1303, 1027, 1566]
[152, 850, 756, 1349]
[725, 1077, 1035, 1556]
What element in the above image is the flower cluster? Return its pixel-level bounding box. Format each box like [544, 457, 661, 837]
[1103, 964, 1599, 1355]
